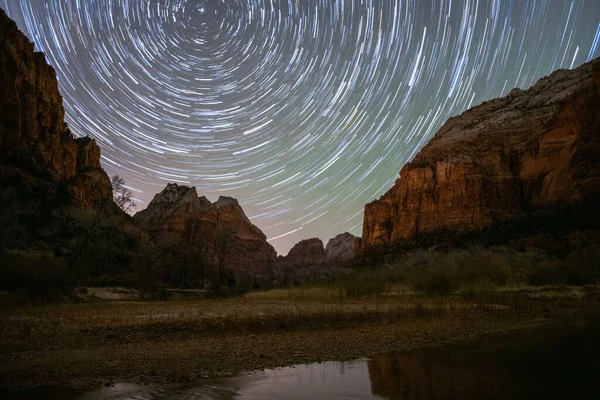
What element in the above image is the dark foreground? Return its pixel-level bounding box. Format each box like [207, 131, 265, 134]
[4, 319, 600, 399]
[0, 291, 599, 396]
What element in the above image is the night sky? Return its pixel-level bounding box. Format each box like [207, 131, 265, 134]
[2, 1, 600, 255]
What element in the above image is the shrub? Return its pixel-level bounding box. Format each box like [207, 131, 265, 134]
[526, 261, 563, 286]
[343, 273, 386, 297]
[0, 250, 75, 303]
[563, 245, 600, 285]
[459, 280, 499, 303]
[458, 249, 509, 285]
[137, 278, 169, 301]
[412, 265, 461, 296]
[79, 272, 139, 288]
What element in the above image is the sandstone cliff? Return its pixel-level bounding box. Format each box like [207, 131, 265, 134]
[283, 238, 328, 266]
[363, 58, 600, 249]
[325, 233, 362, 262]
[133, 183, 277, 269]
[0, 9, 112, 208]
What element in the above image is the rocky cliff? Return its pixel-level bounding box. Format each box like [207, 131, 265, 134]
[133, 183, 277, 269]
[325, 233, 361, 263]
[280, 233, 362, 267]
[283, 238, 328, 266]
[363, 58, 600, 249]
[0, 9, 112, 208]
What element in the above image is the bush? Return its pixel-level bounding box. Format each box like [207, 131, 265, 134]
[526, 261, 563, 286]
[459, 281, 500, 303]
[563, 245, 600, 285]
[342, 273, 386, 297]
[79, 272, 139, 288]
[458, 249, 509, 285]
[412, 265, 461, 296]
[0, 250, 75, 303]
[137, 278, 169, 301]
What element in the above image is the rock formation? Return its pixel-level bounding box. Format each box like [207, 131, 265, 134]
[283, 238, 328, 266]
[133, 183, 277, 269]
[325, 233, 361, 262]
[363, 58, 600, 249]
[0, 9, 112, 208]
[280, 234, 362, 267]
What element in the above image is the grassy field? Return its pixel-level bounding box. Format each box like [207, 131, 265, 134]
[1, 283, 597, 344]
[0, 289, 503, 341]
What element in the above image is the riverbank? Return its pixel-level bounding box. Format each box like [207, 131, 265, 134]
[0, 290, 598, 391]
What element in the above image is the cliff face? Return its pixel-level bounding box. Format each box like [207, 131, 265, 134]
[283, 238, 328, 266]
[281, 233, 362, 267]
[0, 9, 112, 208]
[133, 183, 277, 269]
[325, 233, 361, 263]
[363, 58, 600, 249]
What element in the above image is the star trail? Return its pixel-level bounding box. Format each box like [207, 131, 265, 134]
[2, 0, 599, 254]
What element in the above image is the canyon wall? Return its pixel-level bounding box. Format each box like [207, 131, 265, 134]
[0, 9, 112, 208]
[362, 58, 600, 249]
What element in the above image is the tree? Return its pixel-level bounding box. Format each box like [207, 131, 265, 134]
[62, 175, 137, 275]
[208, 228, 238, 288]
[111, 175, 136, 213]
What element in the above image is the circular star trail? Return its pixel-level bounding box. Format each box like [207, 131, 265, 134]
[3, 0, 600, 255]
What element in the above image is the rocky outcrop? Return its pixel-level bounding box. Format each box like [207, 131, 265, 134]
[283, 238, 328, 266]
[325, 233, 361, 262]
[133, 184, 202, 242]
[280, 234, 362, 267]
[363, 58, 600, 249]
[133, 183, 277, 269]
[0, 9, 112, 208]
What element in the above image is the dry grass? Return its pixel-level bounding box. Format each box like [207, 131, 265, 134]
[1, 286, 597, 390]
[244, 286, 345, 302]
[245, 283, 417, 301]
[5, 281, 589, 347]
[8, 281, 595, 358]
[384, 282, 417, 296]
[0, 294, 511, 352]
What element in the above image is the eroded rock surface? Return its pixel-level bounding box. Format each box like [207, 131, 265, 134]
[0, 9, 112, 207]
[363, 58, 600, 249]
[133, 183, 277, 269]
[325, 233, 361, 262]
[283, 238, 328, 266]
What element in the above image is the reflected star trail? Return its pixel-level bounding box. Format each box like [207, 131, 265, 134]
[3, 0, 599, 254]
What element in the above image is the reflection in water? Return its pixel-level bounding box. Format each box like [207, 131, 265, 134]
[69, 362, 378, 400]
[4, 321, 600, 399]
[367, 321, 600, 400]
[368, 345, 516, 399]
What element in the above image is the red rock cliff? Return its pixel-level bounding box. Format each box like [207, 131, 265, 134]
[133, 183, 277, 269]
[0, 9, 112, 208]
[283, 238, 328, 266]
[362, 58, 600, 249]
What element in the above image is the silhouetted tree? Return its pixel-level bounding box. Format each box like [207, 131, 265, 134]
[111, 175, 136, 213]
[208, 228, 238, 288]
